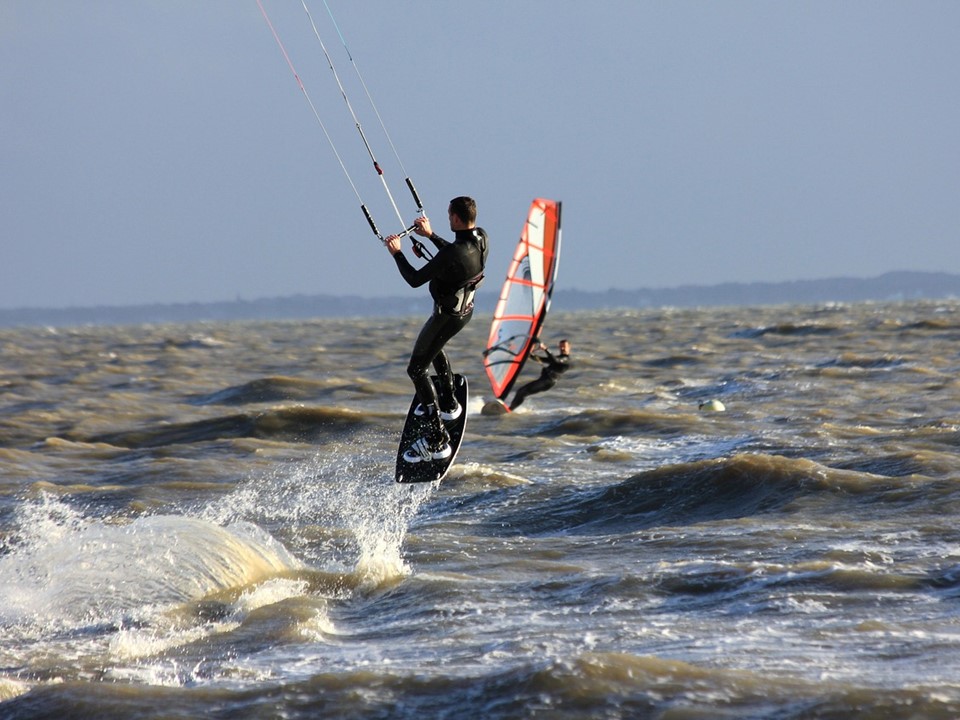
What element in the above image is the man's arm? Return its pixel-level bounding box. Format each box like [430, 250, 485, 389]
[528, 344, 548, 365]
[413, 215, 449, 251]
[386, 234, 439, 288]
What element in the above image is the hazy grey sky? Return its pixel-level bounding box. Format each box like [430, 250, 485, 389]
[3, 1, 958, 310]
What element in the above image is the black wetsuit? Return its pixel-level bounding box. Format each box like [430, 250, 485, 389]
[509, 348, 571, 410]
[394, 227, 488, 422]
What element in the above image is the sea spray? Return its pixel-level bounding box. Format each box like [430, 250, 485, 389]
[198, 436, 433, 585]
[347, 476, 433, 588]
[0, 493, 91, 623]
[0, 492, 307, 692]
[0, 497, 300, 627]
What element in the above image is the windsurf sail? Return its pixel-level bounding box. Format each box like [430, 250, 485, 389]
[483, 198, 562, 400]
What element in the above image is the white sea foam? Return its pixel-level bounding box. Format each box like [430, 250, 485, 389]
[0, 495, 300, 627]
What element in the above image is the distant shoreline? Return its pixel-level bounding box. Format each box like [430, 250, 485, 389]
[1, 271, 958, 329]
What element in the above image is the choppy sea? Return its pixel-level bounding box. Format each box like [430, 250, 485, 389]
[2, 300, 960, 719]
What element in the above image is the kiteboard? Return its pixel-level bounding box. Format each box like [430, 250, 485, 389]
[395, 374, 468, 483]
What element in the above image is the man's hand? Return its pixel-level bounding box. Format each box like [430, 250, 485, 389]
[385, 235, 402, 255]
[413, 215, 432, 238]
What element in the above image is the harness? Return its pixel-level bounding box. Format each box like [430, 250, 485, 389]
[437, 230, 486, 317]
[445, 270, 485, 317]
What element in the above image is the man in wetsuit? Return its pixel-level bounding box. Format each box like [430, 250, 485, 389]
[385, 196, 488, 463]
[509, 339, 572, 411]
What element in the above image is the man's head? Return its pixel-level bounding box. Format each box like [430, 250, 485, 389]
[448, 196, 477, 230]
[558, 339, 571, 355]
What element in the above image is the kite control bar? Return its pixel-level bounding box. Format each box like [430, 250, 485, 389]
[360, 177, 431, 257]
[405, 177, 424, 211]
[404, 177, 433, 258]
[360, 205, 419, 245]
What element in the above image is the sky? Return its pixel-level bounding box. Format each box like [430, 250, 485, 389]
[2, 1, 959, 310]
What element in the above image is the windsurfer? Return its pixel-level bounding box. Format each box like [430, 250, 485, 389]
[386, 196, 489, 463]
[508, 339, 572, 410]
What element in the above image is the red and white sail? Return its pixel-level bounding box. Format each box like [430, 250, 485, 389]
[483, 198, 562, 400]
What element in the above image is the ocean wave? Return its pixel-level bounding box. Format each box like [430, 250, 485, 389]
[927, 564, 960, 597]
[161, 334, 227, 350]
[903, 318, 960, 332]
[656, 558, 927, 601]
[190, 376, 366, 406]
[815, 353, 906, 370]
[731, 322, 841, 339]
[832, 449, 959, 479]
[0, 512, 302, 626]
[534, 409, 702, 439]
[81, 406, 378, 448]
[491, 454, 817, 536]
[643, 353, 704, 368]
[490, 453, 958, 537]
[448, 461, 534, 488]
[3, 649, 957, 719]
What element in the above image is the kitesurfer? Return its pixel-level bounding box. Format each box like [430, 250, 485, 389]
[386, 196, 488, 463]
[508, 339, 572, 410]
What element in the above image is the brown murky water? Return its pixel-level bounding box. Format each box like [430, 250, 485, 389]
[2, 300, 960, 718]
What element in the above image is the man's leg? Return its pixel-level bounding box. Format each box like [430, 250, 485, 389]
[430, 313, 470, 411]
[407, 313, 465, 438]
[509, 375, 555, 410]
